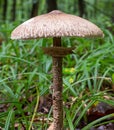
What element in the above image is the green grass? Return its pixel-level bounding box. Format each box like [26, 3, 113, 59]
[0, 19, 114, 129]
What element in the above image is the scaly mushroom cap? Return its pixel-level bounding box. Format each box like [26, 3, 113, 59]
[11, 10, 104, 40]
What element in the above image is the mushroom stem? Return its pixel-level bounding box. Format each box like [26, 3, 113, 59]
[52, 37, 63, 130]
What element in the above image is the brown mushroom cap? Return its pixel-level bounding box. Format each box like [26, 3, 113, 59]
[11, 10, 104, 40]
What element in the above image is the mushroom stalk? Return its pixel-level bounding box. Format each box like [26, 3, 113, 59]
[52, 37, 63, 130]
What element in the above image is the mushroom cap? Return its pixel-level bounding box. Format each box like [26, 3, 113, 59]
[11, 10, 104, 40]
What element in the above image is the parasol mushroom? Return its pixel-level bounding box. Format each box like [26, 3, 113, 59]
[11, 10, 104, 130]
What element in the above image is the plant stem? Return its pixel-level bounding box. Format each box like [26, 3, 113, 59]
[52, 37, 63, 130]
[28, 86, 39, 130]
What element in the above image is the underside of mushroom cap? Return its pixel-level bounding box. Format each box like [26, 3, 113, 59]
[11, 10, 104, 40]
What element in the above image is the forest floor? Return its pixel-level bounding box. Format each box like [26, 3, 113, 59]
[0, 91, 114, 130]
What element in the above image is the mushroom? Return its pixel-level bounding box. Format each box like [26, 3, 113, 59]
[11, 10, 104, 130]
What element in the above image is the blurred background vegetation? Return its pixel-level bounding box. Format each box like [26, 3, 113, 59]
[0, 0, 114, 129]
